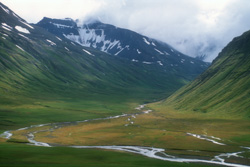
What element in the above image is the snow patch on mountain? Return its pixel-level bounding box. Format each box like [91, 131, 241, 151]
[64, 28, 121, 53]
[109, 40, 120, 50]
[143, 37, 150, 45]
[20, 21, 34, 29]
[56, 36, 62, 41]
[0, 4, 10, 14]
[65, 47, 69, 51]
[2, 26, 11, 31]
[2, 23, 12, 29]
[137, 49, 141, 54]
[154, 48, 164, 55]
[115, 48, 124, 55]
[115, 45, 129, 56]
[46, 39, 56, 46]
[64, 34, 82, 45]
[12, 12, 21, 20]
[82, 49, 94, 56]
[101, 40, 120, 52]
[18, 33, 30, 40]
[143, 61, 153, 65]
[132, 59, 139, 62]
[157, 61, 163, 66]
[1, 23, 12, 31]
[78, 28, 105, 45]
[16, 45, 25, 52]
[164, 51, 170, 55]
[52, 23, 73, 29]
[1, 33, 8, 39]
[15, 26, 30, 34]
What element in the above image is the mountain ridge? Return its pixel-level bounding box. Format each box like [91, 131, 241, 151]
[36, 17, 209, 72]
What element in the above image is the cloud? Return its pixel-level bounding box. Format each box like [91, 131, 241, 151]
[86, 0, 250, 62]
[1, 0, 104, 22]
[2, 0, 250, 62]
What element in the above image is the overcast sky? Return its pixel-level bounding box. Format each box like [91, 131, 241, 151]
[2, 0, 250, 62]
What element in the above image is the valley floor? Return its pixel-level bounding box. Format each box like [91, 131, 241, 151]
[2, 104, 250, 167]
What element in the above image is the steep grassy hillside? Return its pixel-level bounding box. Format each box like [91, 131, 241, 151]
[153, 30, 250, 119]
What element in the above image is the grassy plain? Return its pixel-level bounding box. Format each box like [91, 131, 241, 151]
[9, 105, 250, 166]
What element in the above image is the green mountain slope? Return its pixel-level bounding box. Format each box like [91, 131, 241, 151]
[0, 2, 208, 129]
[157, 30, 250, 119]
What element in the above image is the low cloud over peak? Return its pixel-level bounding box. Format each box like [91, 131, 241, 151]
[2, 0, 250, 62]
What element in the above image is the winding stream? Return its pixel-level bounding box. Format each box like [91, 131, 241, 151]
[1, 105, 249, 167]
